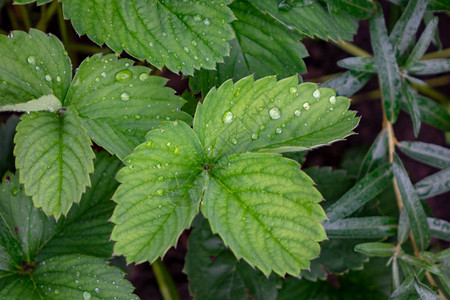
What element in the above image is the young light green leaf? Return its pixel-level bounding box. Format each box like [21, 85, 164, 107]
[323, 217, 397, 239]
[393, 154, 430, 251]
[14, 107, 95, 218]
[337, 57, 377, 73]
[427, 217, 450, 242]
[247, 0, 358, 41]
[414, 280, 440, 300]
[320, 70, 372, 97]
[404, 17, 439, 69]
[0, 29, 71, 106]
[402, 83, 421, 137]
[354, 242, 397, 257]
[397, 141, 450, 169]
[202, 152, 326, 276]
[370, 3, 402, 123]
[0, 95, 62, 113]
[414, 95, 450, 132]
[406, 59, 450, 75]
[0, 117, 19, 177]
[326, 164, 393, 222]
[190, 0, 307, 96]
[184, 216, 280, 300]
[111, 121, 205, 263]
[16, 0, 236, 75]
[194, 76, 359, 159]
[389, 0, 428, 56]
[415, 168, 450, 199]
[358, 129, 389, 179]
[65, 54, 191, 160]
[0, 255, 137, 300]
[326, 0, 376, 19]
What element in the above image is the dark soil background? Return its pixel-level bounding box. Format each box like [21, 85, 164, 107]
[0, 2, 449, 300]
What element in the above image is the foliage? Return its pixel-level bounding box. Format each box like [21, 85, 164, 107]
[0, 0, 449, 299]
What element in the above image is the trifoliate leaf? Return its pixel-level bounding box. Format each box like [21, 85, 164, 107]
[194, 76, 359, 159]
[190, 0, 308, 96]
[248, 0, 358, 41]
[15, 0, 235, 75]
[14, 107, 95, 218]
[202, 152, 326, 276]
[0, 29, 71, 106]
[65, 54, 191, 160]
[111, 121, 204, 263]
[184, 216, 280, 300]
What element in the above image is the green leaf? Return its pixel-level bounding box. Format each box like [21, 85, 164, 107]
[436, 249, 450, 263]
[414, 95, 450, 132]
[427, 217, 450, 242]
[391, 274, 415, 299]
[323, 217, 397, 239]
[0, 29, 71, 106]
[320, 70, 372, 97]
[370, 3, 402, 123]
[0, 117, 19, 177]
[0, 255, 137, 300]
[357, 129, 389, 179]
[190, 0, 307, 96]
[14, 107, 95, 218]
[202, 152, 326, 276]
[185, 216, 280, 300]
[248, 0, 358, 41]
[406, 59, 450, 75]
[0, 95, 62, 113]
[397, 141, 450, 169]
[393, 154, 430, 251]
[415, 168, 450, 199]
[397, 208, 410, 245]
[111, 121, 204, 263]
[414, 280, 440, 300]
[326, 0, 376, 19]
[404, 17, 439, 69]
[65, 53, 191, 160]
[15, 0, 236, 75]
[402, 83, 421, 137]
[389, 0, 429, 56]
[325, 164, 393, 222]
[194, 76, 359, 157]
[337, 57, 377, 73]
[354, 242, 397, 257]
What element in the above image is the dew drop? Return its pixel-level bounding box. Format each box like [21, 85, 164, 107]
[149, 42, 154, 47]
[259, 125, 265, 131]
[56, 76, 62, 83]
[83, 291, 92, 300]
[134, 114, 141, 120]
[115, 69, 133, 82]
[94, 288, 100, 294]
[183, 47, 190, 53]
[173, 145, 180, 154]
[166, 142, 172, 147]
[27, 56, 36, 65]
[120, 92, 130, 101]
[194, 15, 202, 22]
[101, 72, 107, 78]
[191, 40, 198, 47]
[294, 109, 301, 117]
[303, 102, 310, 110]
[157, 164, 161, 169]
[156, 189, 164, 196]
[45, 74, 52, 82]
[54, 289, 59, 295]
[313, 89, 321, 99]
[139, 73, 149, 81]
[222, 111, 233, 124]
[276, 128, 282, 134]
[230, 138, 238, 144]
[204, 18, 211, 26]
[329, 96, 336, 104]
[289, 87, 297, 94]
[10, 187, 19, 197]
[251, 133, 258, 140]
[268, 107, 281, 120]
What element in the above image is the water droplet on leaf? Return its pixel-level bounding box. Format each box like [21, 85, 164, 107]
[27, 56, 36, 65]
[222, 111, 233, 124]
[289, 87, 297, 94]
[313, 89, 321, 98]
[83, 291, 92, 300]
[121, 92, 130, 101]
[269, 107, 281, 119]
[303, 102, 310, 110]
[294, 109, 301, 116]
[115, 69, 133, 82]
[329, 96, 336, 104]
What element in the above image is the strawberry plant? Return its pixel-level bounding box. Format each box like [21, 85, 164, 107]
[0, 0, 449, 299]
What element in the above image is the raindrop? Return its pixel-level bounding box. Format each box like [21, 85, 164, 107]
[134, 114, 141, 120]
[149, 42, 154, 47]
[157, 164, 161, 169]
[191, 40, 198, 47]
[183, 47, 190, 53]
[313, 89, 321, 99]
[268, 107, 281, 120]
[289, 87, 297, 94]
[173, 145, 180, 154]
[83, 291, 92, 300]
[303, 102, 310, 110]
[54, 289, 59, 295]
[259, 125, 265, 131]
[204, 19, 211, 26]
[27, 56, 36, 65]
[194, 15, 202, 22]
[276, 128, 282, 134]
[121, 92, 130, 101]
[166, 142, 172, 147]
[139, 73, 149, 81]
[94, 288, 100, 294]
[101, 72, 107, 78]
[156, 189, 164, 196]
[56, 76, 62, 83]
[45, 74, 52, 82]
[230, 138, 238, 145]
[115, 69, 133, 82]
[294, 109, 301, 117]
[10, 187, 19, 197]
[251, 133, 258, 140]
[222, 111, 233, 124]
[329, 96, 336, 104]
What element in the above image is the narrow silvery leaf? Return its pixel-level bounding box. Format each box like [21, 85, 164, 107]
[323, 217, 396, 238]
[402, 83, 421, 137]
[397, 208, 410, 245]
[397, 141, 450, 169]
[414, 280, 440, 300]
[407, 59, 450, 75]
[415, 168, 450, 198]
[320, 70, 372, 97]
[358, 129, 389, 179]
[427, 217, 450, 242]
[337, 57, 377, 73]
[404, 17, 439, 69]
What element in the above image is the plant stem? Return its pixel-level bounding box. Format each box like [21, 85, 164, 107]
[7, 5, 21, 30]
[57, 4, 73, 61]
[71, 44, 111, 54]
[36, 1, 59, 32]
[18, 5, 31, 30]
[422, 48, 450, 60]
[151, 259, 179, 300]
[335, 40, 372, 57]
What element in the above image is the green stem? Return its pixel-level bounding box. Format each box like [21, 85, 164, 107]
[70, 43, 111, 54]
[422, 48, 450, 60]
[151, 259, 179, 300]
[18, 5, 31, 30]
[335, 40, 372, 57]
[57, 4, 72, 59]
[7, 5, 21, 30]
[36, 1, 59, 31]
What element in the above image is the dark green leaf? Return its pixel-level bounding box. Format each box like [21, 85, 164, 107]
[190, 0, 308, 96]
[325, 164, 393, 222]
[337, 57, 377, 73]
[184, 216, 280, 300]
[393, 154, 430, 251]
[389, 0, 428, 56]
[404, 17, 439, 69]
[408, 95, 450, 132]
[402, 83, 421, 137]
[370, 4, 402, 123]
[391, 274, 415, 298]
[320, 70, 372, 98]
[397, 141, 450, 169]
[326, 0, 376, 19]
[397, 208, 410, 245]
[406, 59, 450, 75]
[427, 217, 450, 242]
[0, 117, 19, 177]
[323, 217, 397, 238]
[358, 129, 389, 179]
[436, 248, 450, 263]
[354, 242, 397, 257]
[415, 167, 450, 198]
